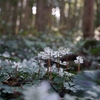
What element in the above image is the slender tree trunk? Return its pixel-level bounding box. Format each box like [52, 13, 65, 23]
[12, 4, 18, 34]
[66, 0, 78, 30]
[0, 1, 6, 34]
[35, 0, 52, 32]
[82, 0, 94, 38]
[0, 1, 11, 34]
[20, 0, 32, 31]
[71, 0, 77, 28]
[66, 2, 72, 29]
[60, 0, 66, 27]
[0, 0, 18, 35]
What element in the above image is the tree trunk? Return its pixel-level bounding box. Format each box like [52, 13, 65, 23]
[35, 0, 52, 32]
[0, 1, 11, 34]
[12, 4, 18, 34]
[20, 0, 32, 31]
[71, 0, 77, 29]
[66, 2, 72, 29]
[0, 0, 18, 35]
[60, 0, 66, 27]
[82, 0, 94, 38]
[95, 0, 100, 28]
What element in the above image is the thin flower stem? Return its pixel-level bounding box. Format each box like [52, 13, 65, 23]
[66, 56, 69, 71]
[78, 63, 80, 73]
[48, 59, 52, 81]
[57, 56, 60, 73]
[47, 59, 49, 74]
[38, 68, 40, 77]
[38, 58, 41, 77]
[16, 66, 18, 82]
[0, 66, 2, 70]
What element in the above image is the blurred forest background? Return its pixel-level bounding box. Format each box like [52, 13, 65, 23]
[0, 0, 100, 40]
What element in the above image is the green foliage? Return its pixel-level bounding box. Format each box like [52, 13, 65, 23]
[73, 70, 100, 90]
[82, 39, 100, 55]
[0, 34, 100, 99]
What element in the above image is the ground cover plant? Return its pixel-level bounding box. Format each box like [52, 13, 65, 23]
[0, 35, 100, 100]
[1, 0, 100, 99]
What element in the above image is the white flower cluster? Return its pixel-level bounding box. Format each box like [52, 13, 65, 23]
[74, 56, 83, 64]
[58, 47, 71, 56]
[1, 51, 10, 57]
[12, 62, 22, 69]
[38, 47, 54, 59]
[38, 47, 71, 59]
[0, 56, 48, 77]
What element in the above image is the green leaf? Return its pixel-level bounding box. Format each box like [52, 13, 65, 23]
[73, 70, 100, 90]
[0, 56, 19, 62]
[23, 38, 34, 47]
[53, 76, 65, 83]
[0, 85, 13, 94]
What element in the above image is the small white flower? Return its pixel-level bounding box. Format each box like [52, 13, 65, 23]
[21, 59, 29, 68]
[74, 56, 83, 64]
[11, 52, 15, 56]
[58, 47, 71, 56]
[65, 72, 74, 77]
[2, 52, 10, 57]
[59, 68, 64, 77]
[61, 61, 66, 65]
[66, 48, 71, 54]
[5, 59, 12, 65]
[38, 52, 49, 59]
[38, 47, 54, 59]
[44, 47, 53, 56]
[12, 62, 22, 68]
[53, 51, 62, 58]
[60, 61, 69, 66]
[52, 64, 58, 73]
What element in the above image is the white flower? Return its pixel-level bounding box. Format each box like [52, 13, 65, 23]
[21, 59, 28, 68]
[44, 47, 54, 58]
[12, 62, 22, 68]
[5, 59, 12, 65]
[60, 61, 69, 66]
[66, 48, 71, 54]
[74, 56, 83, 64]
[2, 52, 10, 57]
[65, 72, 74, 77]
[52, 64, 59, 73]
[38, 47, 54, 59]
[38, 52, 48, 59]
[58, 47, 71, 56]
[59, 68, 64, 77]
[44, 47, 53, 56]
[53, 51, 62, 58]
